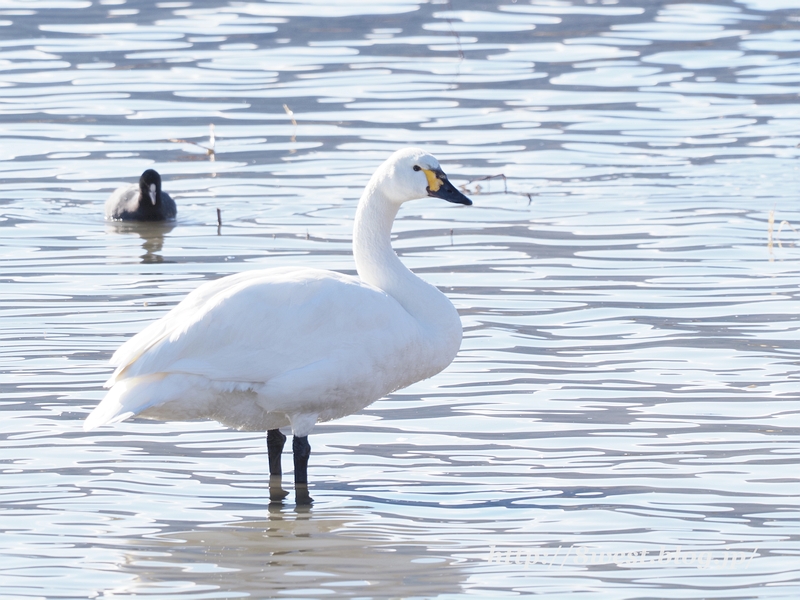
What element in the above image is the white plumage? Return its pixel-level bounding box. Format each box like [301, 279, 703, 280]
[85, 147, 471, 493]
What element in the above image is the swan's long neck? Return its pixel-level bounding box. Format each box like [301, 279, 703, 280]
[352, 181, 459, 334]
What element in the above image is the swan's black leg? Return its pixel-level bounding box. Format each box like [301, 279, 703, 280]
[293, 435, 311, 485]
[267, 429, 286, 476]
[293, 435, 312, 505]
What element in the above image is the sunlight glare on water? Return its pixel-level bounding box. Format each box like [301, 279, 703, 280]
[1, 0, 800, 597]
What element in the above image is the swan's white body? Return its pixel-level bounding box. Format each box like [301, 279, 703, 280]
[85, 148, 467, 438]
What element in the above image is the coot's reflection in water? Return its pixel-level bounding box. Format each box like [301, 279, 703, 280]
[106, 221, 176, 264]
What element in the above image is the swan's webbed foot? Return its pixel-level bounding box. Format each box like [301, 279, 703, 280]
[267, 428, 286, 476]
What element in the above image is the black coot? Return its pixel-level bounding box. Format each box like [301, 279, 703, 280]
[105, 169, 176, 221]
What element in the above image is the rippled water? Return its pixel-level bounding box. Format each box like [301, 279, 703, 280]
[2, 0, 800, 597]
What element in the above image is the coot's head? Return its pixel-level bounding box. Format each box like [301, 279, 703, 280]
[138, 169, 162, 206]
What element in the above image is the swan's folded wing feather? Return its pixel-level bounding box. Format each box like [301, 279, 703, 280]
[107, 267, 301, 385]
[110, 268, 416, 389]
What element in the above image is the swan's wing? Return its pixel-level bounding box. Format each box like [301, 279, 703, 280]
[109, 267, 415, 387]
[107, 267, 300, 384]
[89, 267, 421, 431]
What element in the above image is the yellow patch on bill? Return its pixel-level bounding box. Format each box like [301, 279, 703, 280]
[422, 169, 442, 192]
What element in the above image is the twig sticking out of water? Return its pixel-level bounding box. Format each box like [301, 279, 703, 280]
[444, 0, 464, 62]
[217, 208, 222, 235]
[767, 209, 798, 261]
[283, 104, 298, 146]
[459, 173, 536, 204]
[463, 174, 508, 194]
[283, 104, 297, 127]
[768, 208, 774, 244]
[170, 123, 216, 160]
[775, 216, 797, 249]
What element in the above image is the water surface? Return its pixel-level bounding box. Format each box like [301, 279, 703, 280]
[1, 0, 800, 597]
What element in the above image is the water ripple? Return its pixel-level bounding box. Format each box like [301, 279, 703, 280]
[1, 0, 800, 597]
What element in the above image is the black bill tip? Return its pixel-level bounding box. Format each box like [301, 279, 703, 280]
[428, 176, 472, 205]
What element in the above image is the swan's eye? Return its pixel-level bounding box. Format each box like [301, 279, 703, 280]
[413, 165, 421, 171]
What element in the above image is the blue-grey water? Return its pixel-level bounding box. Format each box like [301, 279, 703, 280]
[1, 0, 800, 598]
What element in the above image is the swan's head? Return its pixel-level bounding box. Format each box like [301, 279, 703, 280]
[377, 148, 472, 206]
[139, 169, 162, 206]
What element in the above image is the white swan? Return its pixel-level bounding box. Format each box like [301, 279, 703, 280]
[85, 148, 471, 500]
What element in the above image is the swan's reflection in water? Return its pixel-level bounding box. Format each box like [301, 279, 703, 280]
[106, 498, 466, 597]
[106, 221, 176, 264]
[270, 475, 291, 505]
[269, 475, 314, 507]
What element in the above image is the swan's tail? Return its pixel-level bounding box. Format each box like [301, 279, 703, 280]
[84, 373, 169, 431]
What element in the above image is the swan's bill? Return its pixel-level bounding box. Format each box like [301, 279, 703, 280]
[424, 169, 472, 205]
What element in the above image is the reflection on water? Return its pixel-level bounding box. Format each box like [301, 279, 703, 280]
[107, 221, 177, 263]
[1, 0, 800, 597]
[113, 508, 464, 597]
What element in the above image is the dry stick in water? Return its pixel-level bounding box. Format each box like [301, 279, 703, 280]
[283, 104, 297, 145]
[768, 209, 774, 255]
[170, 124, 216, 158]
[776, 219, 798, 248]
[169, 123, 217, 164]
[283, 104, 297, 127]
[461, 173, 535, 204]
[464, 174, 508, 194]
[767, 209, 796, 254]
[443, 0, 464, 84]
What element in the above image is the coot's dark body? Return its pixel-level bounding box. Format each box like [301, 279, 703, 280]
[105, 169, 176, 221]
